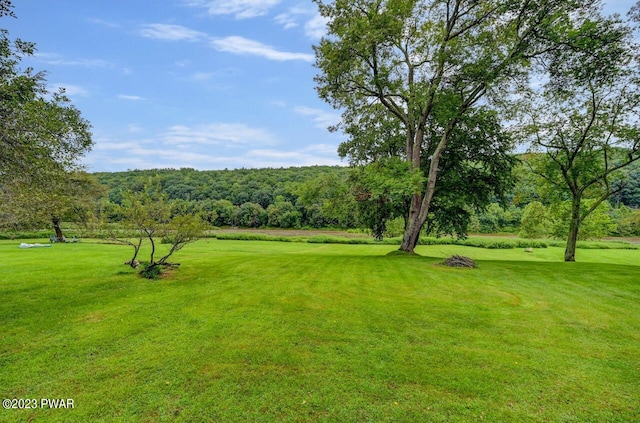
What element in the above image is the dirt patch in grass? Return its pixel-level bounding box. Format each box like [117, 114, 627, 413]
[602, 236, 640, 244]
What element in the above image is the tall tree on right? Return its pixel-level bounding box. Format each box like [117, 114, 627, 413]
[520, 11, 640, 262]
[313, 0, 614, 253]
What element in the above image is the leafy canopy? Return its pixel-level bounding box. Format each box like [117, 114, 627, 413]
[1, 0, 92, 185]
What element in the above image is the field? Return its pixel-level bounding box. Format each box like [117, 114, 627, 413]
[1, 239, 639, 422]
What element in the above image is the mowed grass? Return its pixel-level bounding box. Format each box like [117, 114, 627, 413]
[1, 239, 639, 422]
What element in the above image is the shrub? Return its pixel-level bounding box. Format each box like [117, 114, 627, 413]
[140, 263, 162, 279]
[519, 201, 549, 239]
[0, 230, 50, 240]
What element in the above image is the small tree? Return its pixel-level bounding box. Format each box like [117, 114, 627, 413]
[519, 201, 549, 239]
[141, 214, 208, 278]
[110, 183, 207, 278]
[548, 200, 617, 241]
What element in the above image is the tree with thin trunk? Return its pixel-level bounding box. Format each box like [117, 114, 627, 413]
[0, 172, 103, 238]
[110, 183, 208, 278]
[313, 0, 609, 253]
[520, 12, 640, 261]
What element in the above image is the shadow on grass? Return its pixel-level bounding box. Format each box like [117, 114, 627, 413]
[386, 249, 421, 257]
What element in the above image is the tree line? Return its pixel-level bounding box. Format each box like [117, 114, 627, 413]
[3, 161, 640, 241]
[88, 162, 638, 238]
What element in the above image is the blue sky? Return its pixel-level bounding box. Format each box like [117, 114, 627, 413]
[3, 0, 636, 172]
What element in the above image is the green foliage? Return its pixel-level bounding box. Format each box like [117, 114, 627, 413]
[87, 164, 640, 239]
[314, 0, 596, 252]
[548, 200, 617, 240]
[210, 199, 236, 226]
[609, 205, 640, 236]
[384, 216, 406, 238]
[476, 203, 512, 234]
[519, 201, 550, 239]
[139, 263, 162, 280]
[94, 166, 357, 230]
[612, 164, 640, 207]
[267, 197, 302, 228]
[236, 202, 267, 228]
[418, 236, 549, 250]
[623, 209, 640, 236]
[349, 158, 421, 240]
[295, 172, 357, 228]
[109, 182, 206, 277]
[0, 229, 50, 239]
[210, 231, 560, 250]
[575, 241, 638, 250]
[306, 235, 372, 245]
[424, 108, 519, 238]
[519, 13, 640, 261]
[1, 3, 93, 234]
[0, 1, 92, 186]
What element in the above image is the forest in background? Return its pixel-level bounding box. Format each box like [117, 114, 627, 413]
[88, 160, 640, 239]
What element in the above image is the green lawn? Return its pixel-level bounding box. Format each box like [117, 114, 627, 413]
[1, 239, 639, 422]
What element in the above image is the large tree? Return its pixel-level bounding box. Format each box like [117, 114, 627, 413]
[0, 172, 104, 240]
[314, 0, 606, 252]
[521, 11, 640, 261]
[1, 0, 92, 200]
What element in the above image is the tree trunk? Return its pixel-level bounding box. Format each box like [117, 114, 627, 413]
[149, 237, 156, 265]
[52, 215, 65, 242]
[564, 196, 582, 262]
[399, 127, 451, 253]
[400, 198, 423, 253]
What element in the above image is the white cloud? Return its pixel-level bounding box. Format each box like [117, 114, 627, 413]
[303, 143, 340, 156]
[85, 122, 343, 171]
[210, 36, 314, 62]
[93, 141, 143, 151]
[304, 13, 328, 40]
[86, 143, 342, 171]
[118, 94, 145, 101]
[139, 24, 209, 42]
[87, 18, 120, 28]
[274, 12, 299, 30]
[293, 106, 340, 129]
[162, 123, 278, 147]
[273, 7, 327, 40]
[137, 24, 313, 62]
[244, 147, 342, 168]
[50, 83, 90, 97]
[35, 52, 114, 68]
[185, 0, 282, 19]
